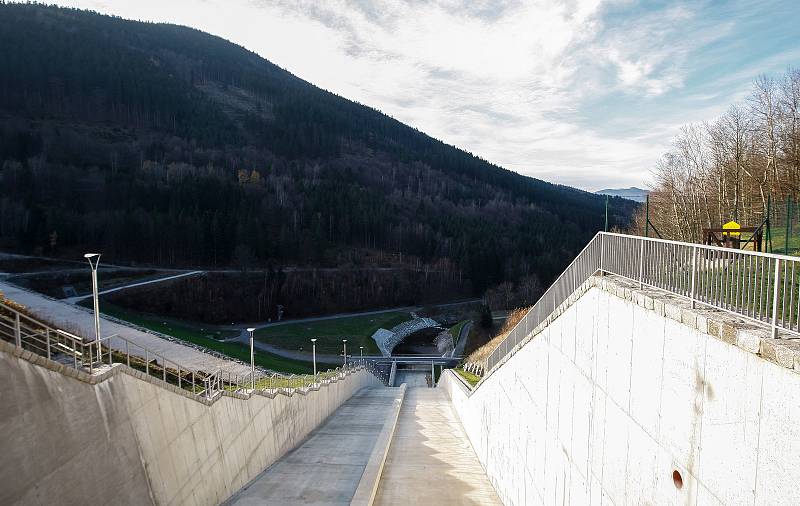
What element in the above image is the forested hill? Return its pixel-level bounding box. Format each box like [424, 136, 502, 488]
[0, 4, 635, 296]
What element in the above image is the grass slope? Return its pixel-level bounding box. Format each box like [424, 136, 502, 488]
[82, 300, 326, 373]
[255, 311, 410, 355]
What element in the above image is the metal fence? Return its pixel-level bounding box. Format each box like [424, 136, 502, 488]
[485, 232, 800, 373]
[0, 300, 387, 401]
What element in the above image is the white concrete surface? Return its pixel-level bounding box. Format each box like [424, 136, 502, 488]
[226, 387, 404, 505]
[0, 281, 252, 375]
[374, 387, 502, 505]
[0, 343, 382, 506]
[440, 283, 800, 506]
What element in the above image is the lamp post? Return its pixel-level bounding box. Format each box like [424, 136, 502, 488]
[84, 253, 101, 362]
[342, 339, 347, 368]
[360, 346, 363, 365]
[247, 327, 256, 390]
[311, 338, 317, 381]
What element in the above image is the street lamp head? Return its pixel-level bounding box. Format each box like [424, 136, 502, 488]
[247, 327, 256, 332]
[310, 338, 317, 342]
[343, 339, 347, 343]
[84, 253, 100, 259]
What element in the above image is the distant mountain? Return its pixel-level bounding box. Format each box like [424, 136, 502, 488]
[595, 187, 649, 203]
[0, 4, 636, 298]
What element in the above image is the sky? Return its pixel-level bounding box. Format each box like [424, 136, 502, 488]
[51, 0, 800, 191]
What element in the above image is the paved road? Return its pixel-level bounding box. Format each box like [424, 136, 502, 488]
[225, 387, 401, 506]
[374, 387, 501, 505]
[452, 321, 473, 358]
[63, 270, 204, 304]
[0, 281, 252, 376]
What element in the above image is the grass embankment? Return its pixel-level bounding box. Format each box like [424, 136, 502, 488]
[255, 311, 410, 355]
[465, 307, 529, 365]
[448, 320, 469, 346]
[82, 300, 324, 374]
[454, 368, 480, 387]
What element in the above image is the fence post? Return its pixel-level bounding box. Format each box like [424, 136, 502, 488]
[772, 258, 781, 339]
[638, 240, 644, 289]
[599, 234, 605, 275]
[46, 328, 51, 360]
[690, 246, 697, 309]
[14, 313, 21, 348]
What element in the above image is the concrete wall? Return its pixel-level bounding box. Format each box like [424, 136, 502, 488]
[0, 342, 381, 506]
[441, 279, 800, 506]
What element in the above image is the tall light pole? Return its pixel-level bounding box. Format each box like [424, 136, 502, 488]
[360, 346, 363, 365]
[311, 338, 317, 381]
[342, 339, 347, 368]
[84, 253, 101, 362]
[247, 327, 256, 390]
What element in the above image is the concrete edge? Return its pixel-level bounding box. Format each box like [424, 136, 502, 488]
[477, 273, 800, 388]
[443, 368, 474, 396]
[350, 383, 407, 506]
[0, 338, 370, 406]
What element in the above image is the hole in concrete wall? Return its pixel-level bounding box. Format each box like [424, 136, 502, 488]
[672, 470, 683, 489]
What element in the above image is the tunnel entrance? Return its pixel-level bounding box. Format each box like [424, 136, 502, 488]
[391, 326, 444, 355]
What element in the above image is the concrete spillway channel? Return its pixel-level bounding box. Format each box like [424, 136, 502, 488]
[373, 387, 502, 505]
[224, 383, 500, 505]
[224, 386, 405, 506]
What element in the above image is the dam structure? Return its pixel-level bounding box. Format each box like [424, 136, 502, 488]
[3, 232, 800, 505]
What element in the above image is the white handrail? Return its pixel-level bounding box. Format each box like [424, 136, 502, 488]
[485, 232, 800, 373]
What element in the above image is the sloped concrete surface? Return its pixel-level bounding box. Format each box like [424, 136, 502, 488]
[373, 387, 501, 505]
[441, 277, 800, 505]
[225, 387, 403, 505]
[0, 345, 381, 506]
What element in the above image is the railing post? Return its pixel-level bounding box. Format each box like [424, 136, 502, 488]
[14, 313, 21, 348]
[690, 246, 697, 309]
[772, 258, 781, 339]
[599, 234, 605, 275]
[638, 240, 644, 289]
[45, 328, 51, 360]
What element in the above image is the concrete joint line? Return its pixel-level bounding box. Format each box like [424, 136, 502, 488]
[350, 384, 407, 506]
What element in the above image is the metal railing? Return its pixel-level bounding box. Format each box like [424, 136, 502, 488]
[485, 232, 800, 372]
[0, 300, 384, 401]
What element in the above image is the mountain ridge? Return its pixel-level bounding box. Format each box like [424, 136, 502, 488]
[0, 3, 636, 301]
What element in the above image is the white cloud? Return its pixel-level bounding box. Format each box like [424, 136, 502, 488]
[48, 0, 800, 191]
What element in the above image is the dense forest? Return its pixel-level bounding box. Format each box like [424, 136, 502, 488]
[636, 68, 799, 241]
[0, 4, 635, 304]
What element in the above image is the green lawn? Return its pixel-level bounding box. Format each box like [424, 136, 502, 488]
[255, 311, 411, 355]
[83, 300, 327, 374]
[454, 367, 481, 387]
[767, 228, 800, 256]
[449, 320, 469, 346]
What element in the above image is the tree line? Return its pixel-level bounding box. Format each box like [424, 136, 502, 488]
[0, 4, 636, 300]
[635, 68, 799, 241]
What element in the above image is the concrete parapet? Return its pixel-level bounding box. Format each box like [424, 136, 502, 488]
[351, 384, 406, 506]
[0, 342, 382, 506]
